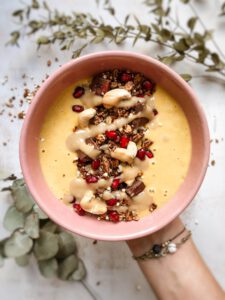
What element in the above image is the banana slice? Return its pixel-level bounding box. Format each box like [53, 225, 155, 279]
[78, 108, 96, 128]
[102, 88, 131, 108]
[80, 190, 107, 215]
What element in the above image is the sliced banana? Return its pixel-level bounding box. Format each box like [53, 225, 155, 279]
[78, 108, 96, 128]
[80, 190, 107, 215]
[111, 141, 137, 163]
[102, 88, 131, 108]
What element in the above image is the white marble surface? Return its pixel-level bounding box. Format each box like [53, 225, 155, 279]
[0, 1, 225, 299]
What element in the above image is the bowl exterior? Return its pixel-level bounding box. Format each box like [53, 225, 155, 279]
[19, 51, 210, 241]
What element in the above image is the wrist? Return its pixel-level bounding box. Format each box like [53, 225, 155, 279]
[127, 218, 184, 256]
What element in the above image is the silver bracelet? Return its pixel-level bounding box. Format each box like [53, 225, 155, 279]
[133, 227, 192, 260]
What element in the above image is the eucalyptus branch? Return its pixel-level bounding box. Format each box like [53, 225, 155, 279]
[0, 178, 88, 285]
[7, 0, 225, 82]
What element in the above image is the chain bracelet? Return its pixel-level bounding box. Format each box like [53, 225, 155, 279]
[133, 229, 192, 261]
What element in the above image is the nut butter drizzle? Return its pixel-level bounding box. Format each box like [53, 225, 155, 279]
[66, 88, 156, 216]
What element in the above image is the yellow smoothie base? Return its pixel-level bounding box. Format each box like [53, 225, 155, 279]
[39, 82, 192, 215]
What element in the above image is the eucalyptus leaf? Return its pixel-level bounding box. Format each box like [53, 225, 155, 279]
[0, 254, 4, 268]
[4, 231, 33, 258]
[58, 254, 78, 280]
[70, 259, 86, 281]
[34, 231, 59, 261]
[92, 29, 105, 44]
[33, 204, 48, 220]
[57, 232, 77, 259]
[3, 206, 25, 232]
[180, 73, 192, 82]
[15, 254, 29, 266]
[42, 220, 58, 233]
[12, 184, 34, 213]
[24, 213, 39, 239]
[187, 17, 197, 31]
[38, 258, 58, 278]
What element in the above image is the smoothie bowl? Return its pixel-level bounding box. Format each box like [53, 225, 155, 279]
[20, 51, 210, 241]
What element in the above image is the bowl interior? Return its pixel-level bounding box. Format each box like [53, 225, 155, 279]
[20, 51, 209, 241]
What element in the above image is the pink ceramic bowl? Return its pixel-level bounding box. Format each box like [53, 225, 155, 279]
[20, 51, 210, 241]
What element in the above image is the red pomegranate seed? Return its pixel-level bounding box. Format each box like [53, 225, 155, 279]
[91, 159, 100, 170]
[153, 108, 158, 116]
[120, 136, 130, 148]
[86, 175, 99, 184]
[72, 105, 84, 113]
[106, 130, 118, 140]
[111, 178, 120, 190]
[73, 86, 85, 98]
[136, 148, 146, 160]
[108, 211, 120, 222]
[121, 73, 132, 82]
[143, 80, 153, 90]
[73, 203, 86, 216]
[106, 198, 118, 206]
[146, 150, 154, 159]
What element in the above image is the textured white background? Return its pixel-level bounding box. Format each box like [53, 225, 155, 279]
[0, 1, 225, 299]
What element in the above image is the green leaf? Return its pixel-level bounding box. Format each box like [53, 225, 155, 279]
[187, 17, 197, 31]
[12, 183, 34, 214]
[180, 0, 189, 3]
[159, 28, 173, 42]
[57, 232, 77, 259]
[180, 73, 192, 82]
[24, 213, 39, 239]
[173, 38, 189, 53]
[70, 259, 86, 281]
[42, 220, 59, 233]
[33, 204, 48, 220]
[211, 53, 220, 65]
[92, 29, 105, 43]
[4, 231, 33, 258]
[72, 44, 88, 58]
[34, 231, 59, 261]
[0, 255, 4, 268]
[37, 36, 50, 45]
[15, 254, 29, 267]
[38, 258, 58, 278]
[58, 255, 78, 280]
[3, 206, 25, 232]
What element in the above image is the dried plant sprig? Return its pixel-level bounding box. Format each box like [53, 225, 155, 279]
[0, 178, 96, 300]
[219, 2, 225, 16]
[8, 0, 225, 82]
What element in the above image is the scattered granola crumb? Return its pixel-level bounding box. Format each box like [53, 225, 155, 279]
[93, 240, 98, 245]
[47, 59, 52, 67]
[211, 160, 216, 166]
[18, 111, 26, 119]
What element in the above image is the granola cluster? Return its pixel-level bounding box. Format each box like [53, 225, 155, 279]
[69, 69, 158, 222]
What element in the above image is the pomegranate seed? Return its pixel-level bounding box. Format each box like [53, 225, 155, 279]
[72, 105, 84, 113]
[153, 108, 158, 116]
[108, 211, 120, 222]
[85, 175, 98, 184]
[136, 148, 146, 160]
[106, 130, 118, 141]
[120, 136, 130, 148]
[111, 178, 120, 190]
[146, 150, 154, 159]
[143, 80, 153, 90]
[73, 86, 85, 98]
[106, 198, 118, 206]
[121, 73, 132, 82]
[73, 203, 86, 216]
[91, 159, 100, 170]
[136, 94, 144, 98]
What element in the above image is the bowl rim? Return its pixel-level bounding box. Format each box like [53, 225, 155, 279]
[19, 50, 210, 241]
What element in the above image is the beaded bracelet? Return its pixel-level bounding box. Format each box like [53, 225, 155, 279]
[133, 227, 192, 260]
